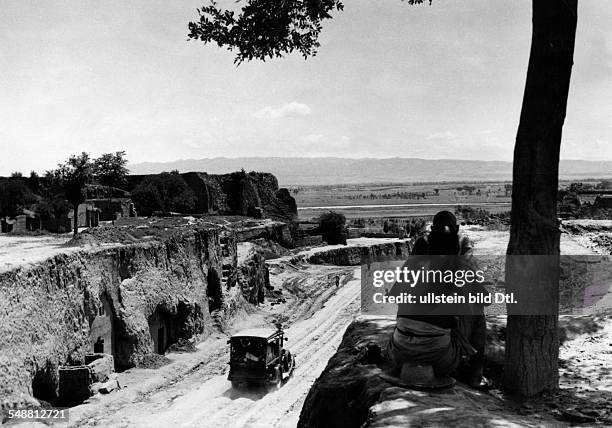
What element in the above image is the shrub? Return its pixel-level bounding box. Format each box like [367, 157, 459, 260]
[318, 211, 346, 245]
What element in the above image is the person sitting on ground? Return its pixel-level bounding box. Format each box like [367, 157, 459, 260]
[387, 210, 491, 389]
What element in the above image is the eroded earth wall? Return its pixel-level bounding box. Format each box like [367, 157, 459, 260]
[0, 226, 242, 405]
[303, 241, 412, 266]
[127, 171, 298, 222]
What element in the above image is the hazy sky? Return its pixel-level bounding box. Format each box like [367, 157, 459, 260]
[1, 0, 611, 175]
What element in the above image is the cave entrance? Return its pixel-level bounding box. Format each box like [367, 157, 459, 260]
[31, 362, 58, 404]
[148, 308, 172, 354]
[89, 294, 115, 358]
[94, 338, 104, 353]
[207, 268, 222, 313]
[157, 327, 165, 354]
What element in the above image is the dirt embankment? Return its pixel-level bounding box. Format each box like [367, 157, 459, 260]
[236, 242, 269, 305]
[562, 220, 612, 255]
[0, 219, 274, 408]
[298, 314, 612, 428]
[290, 239, 412, 266]
[299, 225, 612, 427]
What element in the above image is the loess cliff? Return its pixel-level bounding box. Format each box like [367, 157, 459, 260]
[127, 171, 298, 222]
[0, 219, 270, 407]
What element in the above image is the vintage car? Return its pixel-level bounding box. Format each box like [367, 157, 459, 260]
[228, 326, 295, 389]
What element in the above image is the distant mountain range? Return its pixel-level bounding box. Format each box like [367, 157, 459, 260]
[129, 157, 612, 185]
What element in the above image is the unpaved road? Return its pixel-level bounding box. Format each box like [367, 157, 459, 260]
[67, 264, 361, 428]
[150, 271, 361, 428]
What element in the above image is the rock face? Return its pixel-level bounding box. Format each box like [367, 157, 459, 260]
[237, 243, 269, 305]
[0, 225, 242, 405]
[128, 171, 298, 222]
[234, 219, 295, 248]
[297, 317, 395, 428]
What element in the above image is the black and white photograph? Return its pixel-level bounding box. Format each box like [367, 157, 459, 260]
[1, 1, 611, 427]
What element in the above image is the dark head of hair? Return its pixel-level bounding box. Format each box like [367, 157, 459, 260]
[432, 210, 458, 235]
[428, 211, 460, 255]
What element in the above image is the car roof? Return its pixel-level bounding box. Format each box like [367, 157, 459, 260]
[232, 328, 279, 339]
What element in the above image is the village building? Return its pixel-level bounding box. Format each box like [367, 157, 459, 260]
[1, 209, 41, 233]
[69, 202, 101, 229]
[594, 194, 612, 209]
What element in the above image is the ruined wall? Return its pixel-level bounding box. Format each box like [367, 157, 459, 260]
[0, 226, 229, 405]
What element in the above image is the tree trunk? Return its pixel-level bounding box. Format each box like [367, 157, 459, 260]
[502, 0, 577, 396]
[73, 203, 79, 237]
[110, 196, 114, 226]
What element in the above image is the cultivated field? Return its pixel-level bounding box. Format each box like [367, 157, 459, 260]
[291, 181, 512, 220]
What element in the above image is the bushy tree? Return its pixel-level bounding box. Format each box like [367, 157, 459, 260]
[49, 153, 93, 236]
[0, 179, 35, 218]
[34, 196, 72, 233]
[132, 172, 196, 216]
[92, 151, 130, 224]
[318, 211, 346, 245]
[93, 151, 129, 189]
[131, 180, 163, 216]
[28, 171, 41, 194]
[567, 182, 585, 193]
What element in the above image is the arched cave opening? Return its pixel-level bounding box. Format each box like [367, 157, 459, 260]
[148, 307, 174, 354]
[31, 361, 58, 405]
[88, 294, 116, 360]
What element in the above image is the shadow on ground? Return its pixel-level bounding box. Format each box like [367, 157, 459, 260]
[298, 315, 612, 428]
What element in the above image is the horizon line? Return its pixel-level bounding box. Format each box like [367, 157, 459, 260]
[128, 156, 612, 164]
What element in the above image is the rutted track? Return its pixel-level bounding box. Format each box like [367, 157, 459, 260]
[69, 265, 361, 428]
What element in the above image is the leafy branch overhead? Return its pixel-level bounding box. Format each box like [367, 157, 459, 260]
[188, 0, 430, 63]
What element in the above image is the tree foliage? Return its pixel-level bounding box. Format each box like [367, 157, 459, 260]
[318, 210, 346, 244]
[131, 172, 197, 216]
[93, 151, 129, 189]
[189, 0, 429, 63]
[48, 153, 93, 235]
[0, 179, 36, 218]
[50, 153, 93, 209]
[1, 152, 131, 233]
[33, 195, 72, 230]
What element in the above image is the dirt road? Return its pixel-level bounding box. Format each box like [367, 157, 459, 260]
[68, 265, 361, 428]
